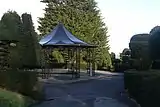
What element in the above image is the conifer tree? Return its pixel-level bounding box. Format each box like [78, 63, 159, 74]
[38, 0, 112, 68]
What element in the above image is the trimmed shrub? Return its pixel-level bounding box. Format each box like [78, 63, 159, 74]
[0, 88, 34, 107]
[0, 69, 40, 100]
[124, 71, 160, 107]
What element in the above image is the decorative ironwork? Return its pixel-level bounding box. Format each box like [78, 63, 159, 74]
[38, 23, 97, 79]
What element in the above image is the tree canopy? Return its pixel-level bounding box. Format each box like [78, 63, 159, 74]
[38, 0, 111, 68]
[149, 26, 160, 60]
[0, 11, 23, 41]
[0, 11, 39, 68]
[0, 11, 23, 68]
[21, 13, 39, 67]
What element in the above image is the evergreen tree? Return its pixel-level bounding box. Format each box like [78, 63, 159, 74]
[38, 0, 111, 68]
[0, 11, 23, 68]
[21, 13, 40, 67]
[0, 11, 40, 68]
[0, 11, 23, 41]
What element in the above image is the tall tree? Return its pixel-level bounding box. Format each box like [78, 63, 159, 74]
[0, 11, 23, 41]
[38, 0, 111, 68]
[110, 52, 116, 64]
[0, 11, 40, 68]
[149, 26, 160, 69]
[130, 33, 151, 70]
[0, 11, 23, 68]
[21, 13, 40, 67]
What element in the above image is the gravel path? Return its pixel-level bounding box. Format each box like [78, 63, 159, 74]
[32, 72, 139, 107]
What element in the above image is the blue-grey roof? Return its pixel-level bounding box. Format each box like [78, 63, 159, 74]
[39, 23, 94, 47]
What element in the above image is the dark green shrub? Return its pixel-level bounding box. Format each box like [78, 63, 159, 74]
[124, 71, 160, 107]
[47, 62, 66, 69]
[0, 69, 38, 100]
[80, 61, 87, 70]
[0, 88, 34, 107]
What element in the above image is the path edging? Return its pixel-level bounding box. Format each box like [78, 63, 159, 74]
[40, 75, 107, 84]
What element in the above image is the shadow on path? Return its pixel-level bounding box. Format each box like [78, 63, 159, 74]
[32, 72, 139, 107]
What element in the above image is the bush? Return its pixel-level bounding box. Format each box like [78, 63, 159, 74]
[47, 62, 66, 69]
[0, 88, 34, 107]
[0, 69, 40, 100]
[130, 59, 151, 70]
[80, 61, 87, 70]
[80, 60, 97, 70]
[124, 71, 160, 107]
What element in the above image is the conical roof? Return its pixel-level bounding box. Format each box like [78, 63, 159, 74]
[39, 23, 94, 47]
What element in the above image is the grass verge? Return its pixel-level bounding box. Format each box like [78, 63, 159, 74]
[0, 88, 35, 107]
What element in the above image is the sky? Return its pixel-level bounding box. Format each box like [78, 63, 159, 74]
[0, 0, 160, 56]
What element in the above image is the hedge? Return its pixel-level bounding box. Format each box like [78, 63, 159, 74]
[0, 69, 44, 100]
[124, 70, 160, 107]
[0, 88, 34, 107]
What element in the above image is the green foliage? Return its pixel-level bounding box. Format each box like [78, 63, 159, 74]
[38, 0, 111, 68]
[0, 88, 34, 107]
[120, 48, 131, 70]
[0, 41, 9, 70]
[8, 46, 22, 68]
[122, 48, 130, 56]
[129, 44, 151, 70]
[0, 69, 38, 100]
[149, 27, 160, 69]
[0, 11, 23, 68]
[52, 50, 64, 63]
[110, 52, 116, 66]
[0, 11, 40, 68]
[80, 61, 87, 70]
[0, 11, 23, 41]
[129, 33, 152, 70]
[0, 11, 43, 102]
[113, 58, 123, 72]
[21, 13, 39, 67]
[149, 27, 160, 60]
[124, 71, 160, 107]
[110, 52, 115, 60]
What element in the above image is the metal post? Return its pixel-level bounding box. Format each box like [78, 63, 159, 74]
[70, 48, 75, 79]
[48, 47, 53, 78]
[92, 48, 96, 76]
[42, 48, 46, 79]
[76, 48, 80, 78]
[86, 48, 89, 74]
[89, 48, 92, 76]
[87, 48, 91, 75]
[67, 48, 70, 72]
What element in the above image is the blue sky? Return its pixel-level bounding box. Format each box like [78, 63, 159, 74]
[0, 0, 160, 55]
[97, 0, 160, 55]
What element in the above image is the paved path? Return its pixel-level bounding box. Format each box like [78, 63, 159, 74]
[32, 72, 139, 107]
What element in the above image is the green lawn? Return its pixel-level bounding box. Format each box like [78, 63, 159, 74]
[0, 88, 34, 107]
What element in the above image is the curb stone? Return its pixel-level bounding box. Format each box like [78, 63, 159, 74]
[124, 90, 141, 107]
[94, 97, 128, 107]
[65, 75, 107, 84]
[39, 75, 107, 84]
[130, 98, 141, 107]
